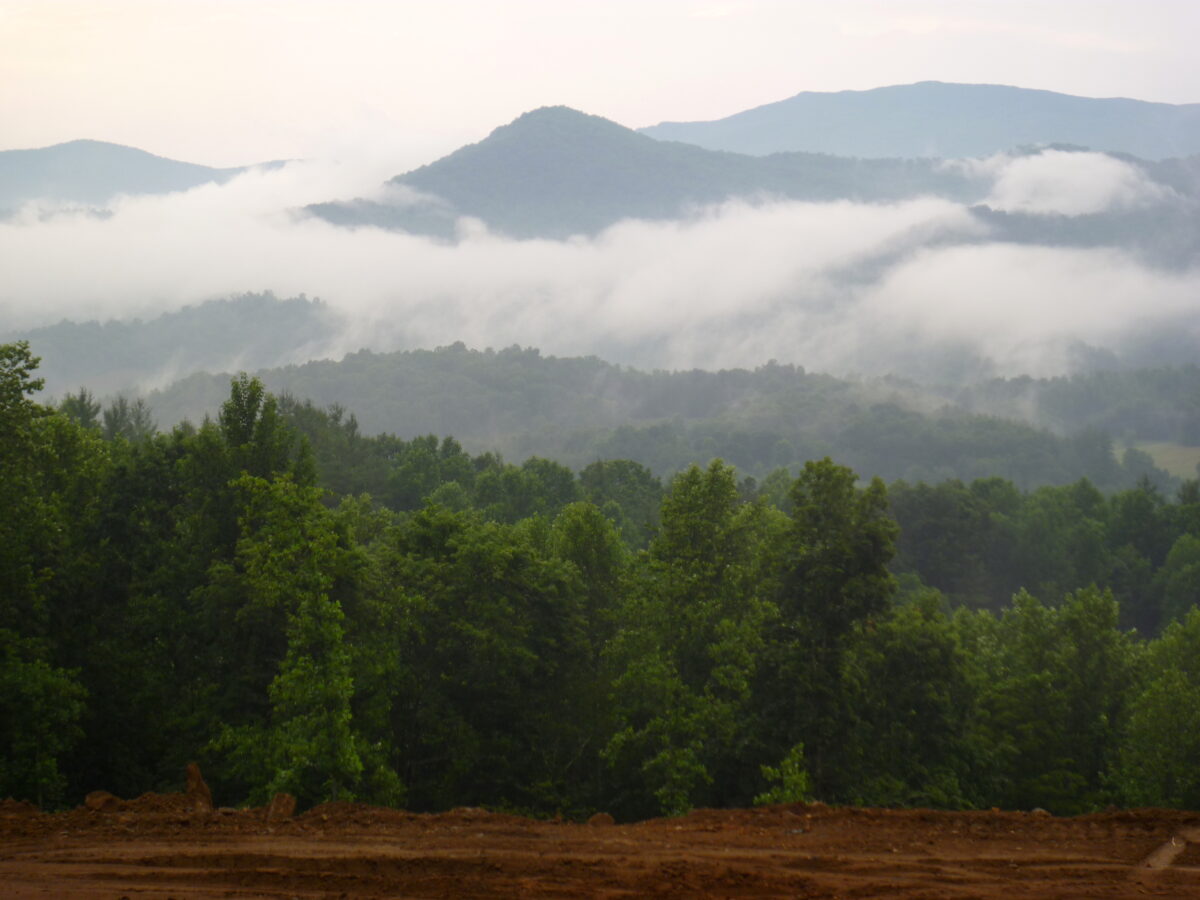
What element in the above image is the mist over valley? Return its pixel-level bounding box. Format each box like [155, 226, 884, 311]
[4, 83, 1198, 498]
[3, 83, 1200, 408]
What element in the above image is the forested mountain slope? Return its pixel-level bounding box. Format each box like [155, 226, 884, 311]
[2, 293, 341, 396]
[143, 342, 1175, 491]
[14, 296, 1198, 478]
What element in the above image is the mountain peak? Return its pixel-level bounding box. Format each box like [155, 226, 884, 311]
[383, 107, 692, 238]
[484, 106, 644, 145]
[512, 105, 590, 121]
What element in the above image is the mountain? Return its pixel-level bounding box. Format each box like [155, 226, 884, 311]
[308, 106, 986, 238]
[308, 105, 1199, 257]
[0, 139, 271, 213]
[139, 343, 1175, 491]
[639, 82, 1200, 160]
[5, 293, 342, 397]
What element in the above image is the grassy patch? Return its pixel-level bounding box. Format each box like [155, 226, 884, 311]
[1135, 442, 1200, 480]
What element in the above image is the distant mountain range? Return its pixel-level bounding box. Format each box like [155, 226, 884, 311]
[308, 106, 986, 239]
[0, 139, 276, 214]
[7, 82, 1199, 239]
[3, 293, 341, 397]
[640, 82, 1200, 160]
[308, 103, 1200, 264]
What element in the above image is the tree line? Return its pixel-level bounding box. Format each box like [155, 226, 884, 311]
[4, 340, 1200, 820]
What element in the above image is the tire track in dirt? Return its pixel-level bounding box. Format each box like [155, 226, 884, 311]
[6, 799, 1200, 898]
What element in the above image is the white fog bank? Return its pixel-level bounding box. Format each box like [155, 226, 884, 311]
[1, 151, 1197, 382]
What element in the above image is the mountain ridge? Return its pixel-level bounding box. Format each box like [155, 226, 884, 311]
[310, 105, 986, 239]
[639, 81, 1200, 160]
[643, 82, 1200, 160]
[0, 139, 278, 212]
[307, 102, 1199, 262]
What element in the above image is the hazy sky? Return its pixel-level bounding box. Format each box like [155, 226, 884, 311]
[3, 0, 1199, 168]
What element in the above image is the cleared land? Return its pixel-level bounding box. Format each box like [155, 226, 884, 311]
[2, 794, 1199, 898]
[1135, 441, 1200, 480]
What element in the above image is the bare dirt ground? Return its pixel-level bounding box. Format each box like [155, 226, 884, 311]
[3, 794, 1200, 898]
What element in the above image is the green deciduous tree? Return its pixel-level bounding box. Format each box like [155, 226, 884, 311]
[0, 629, 87, 808]
[841, 594, 974, 807]
[1115, 608, 1200, 808]
[606, 461, 780, 816]
[1156, 534, 1200, 625]
[212, 475, 370, 807]
[0, 344, 101, 805]
[579, 459, 663, 548]
[756, 458, 898, 798]
[373, 504, 590, 812]
[754, 743, 813, 806]
[955, 587, 1134, 813]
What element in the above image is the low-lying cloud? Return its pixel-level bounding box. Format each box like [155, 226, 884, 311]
[986, 149, 1171, 215]
[950, 149, 1173, 215]
[1, 150, 1196, 387]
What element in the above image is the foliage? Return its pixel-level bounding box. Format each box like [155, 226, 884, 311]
[0, 630, 87, 808]
[604, 461, 783, 816]
[7, 339, 1200, 820]
[953, 588, 1134, 813]
[754, 743, 813, 806]
[1114, 609, 1200, 808]
[102, 395, 156, 442]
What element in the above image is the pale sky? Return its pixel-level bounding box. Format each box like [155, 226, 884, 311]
[2, 0, 1199, 168]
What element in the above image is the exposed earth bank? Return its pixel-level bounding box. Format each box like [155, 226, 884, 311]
[2, 795, 1199, 898]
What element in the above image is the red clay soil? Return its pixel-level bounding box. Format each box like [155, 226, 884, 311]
[2, 795, 1200, 898]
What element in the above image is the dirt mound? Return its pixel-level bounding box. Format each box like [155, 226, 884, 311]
[265, 791, 295, 823]
[0, 799, 39, 817]
[121, 790, 196, 814]
[297, 799, 419, 829]
[83, 789, 121, 811]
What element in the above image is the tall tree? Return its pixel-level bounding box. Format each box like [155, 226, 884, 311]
[1115, 608, 1200, 808]
[0, 343, 94, 805]
[102, 395, 156, 442]
[214, 475, 368, 806]
[956, 587, 1134, 813]
[59, 387, 101, 430]
[606, 461, 780, 816]
[757, 458, 898, 798]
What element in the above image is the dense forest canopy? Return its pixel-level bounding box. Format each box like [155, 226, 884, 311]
[6, 339, 1200, 820]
